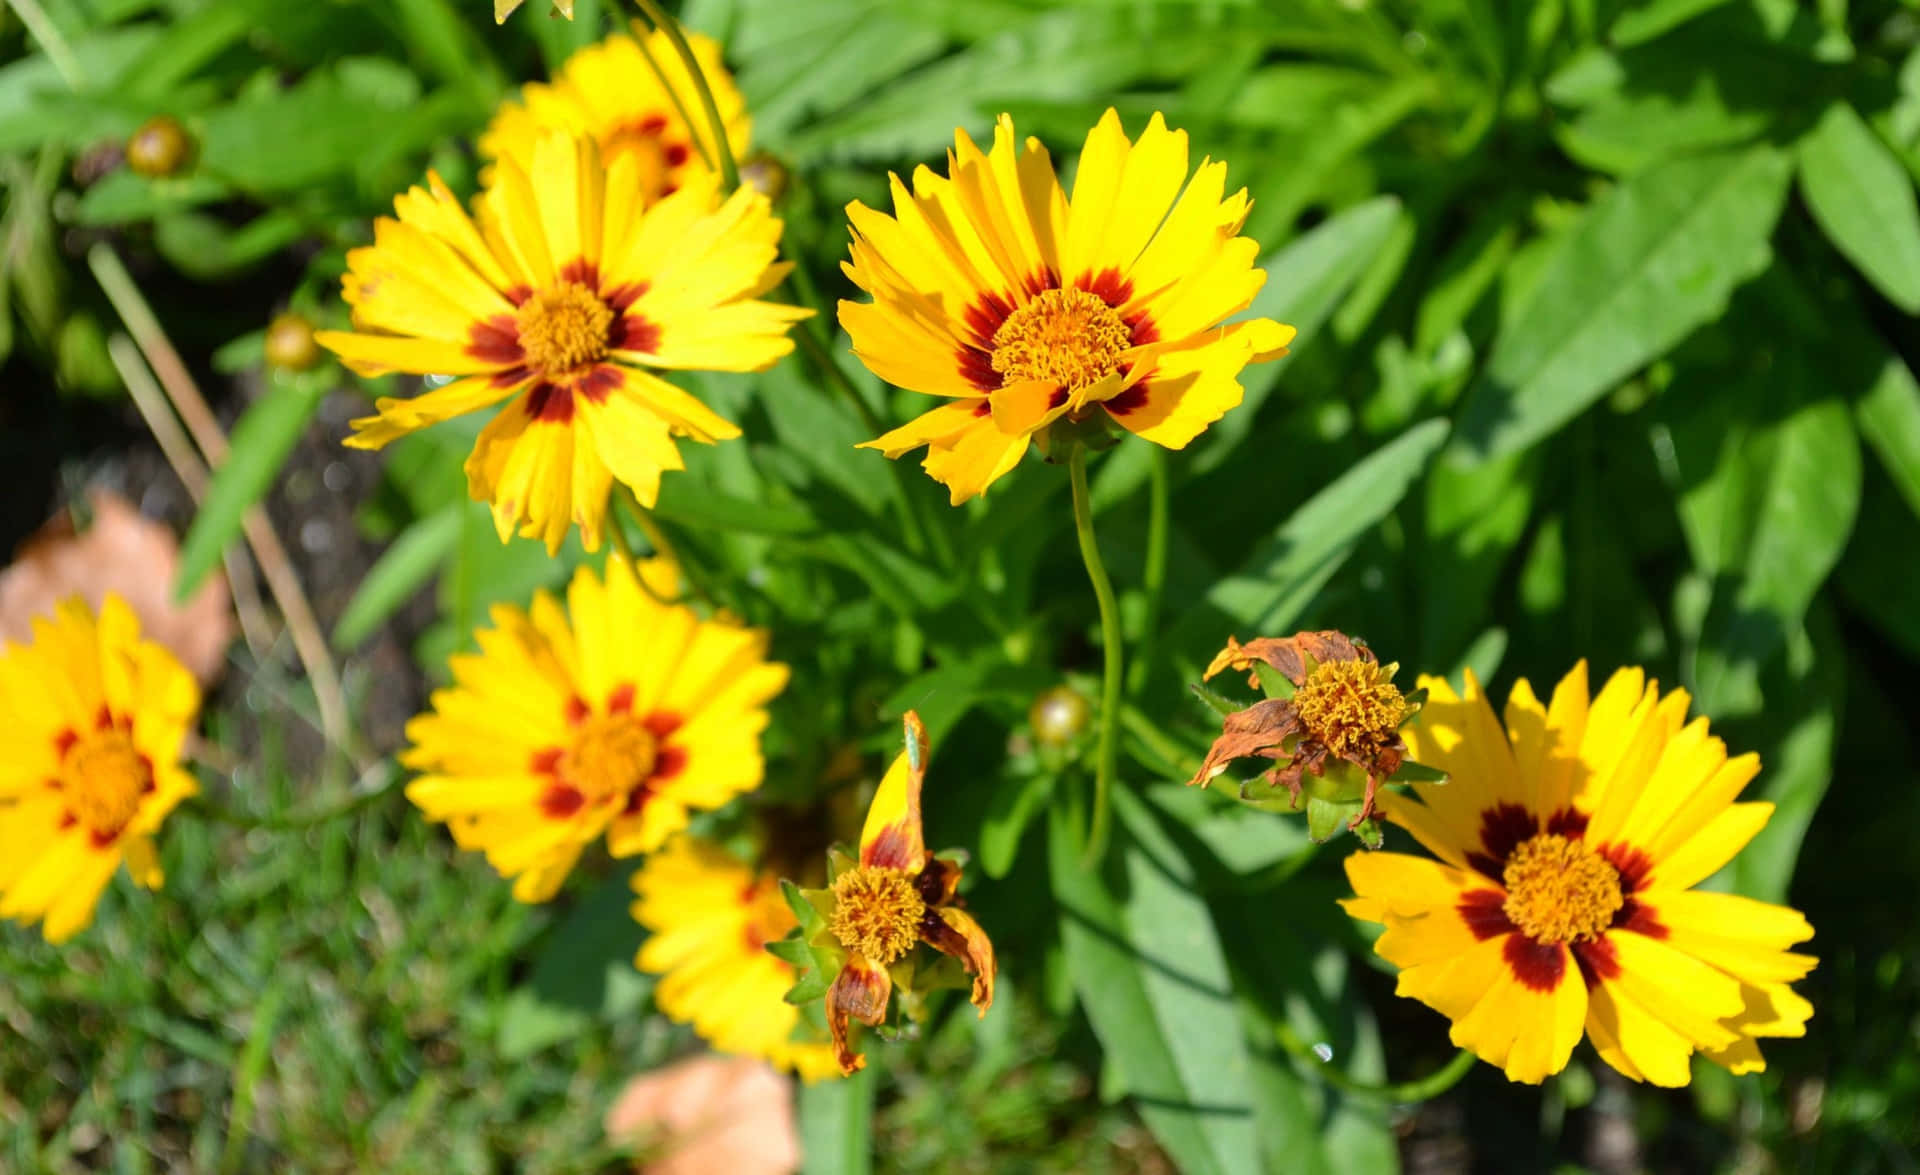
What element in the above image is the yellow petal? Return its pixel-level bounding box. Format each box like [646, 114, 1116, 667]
[860, 711, 928, 871]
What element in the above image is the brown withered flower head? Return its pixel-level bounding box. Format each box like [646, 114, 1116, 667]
[1189, 631, 1420, 830]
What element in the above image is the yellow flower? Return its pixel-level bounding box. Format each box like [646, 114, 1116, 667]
[480, 26, 749, 204]
[495, 0, 573, 23]
[316, 132, 809, 554]
[840, 109, 1297, 504]
[0, 596, 199, 942]
[632, 835, 841, 1081]
[819, 712, 995, 1074]
[1343, 662, 1816, 1086]
[402, 557, 788, 902]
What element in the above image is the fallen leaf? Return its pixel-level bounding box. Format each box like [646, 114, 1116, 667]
[605, 1054, 800, 1175]
[0, 490, 234, 685]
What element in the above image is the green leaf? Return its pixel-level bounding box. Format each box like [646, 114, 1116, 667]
[650, 477, 819, 535]
[1253, 661, 1293, 699]
[1388, 761, 1448, 783]
[332, 506, 461, 650]
[1855, 352, 1920, 520]
[979, 768, 1053, 879]
[174, 379, 328, 600]
[1304, 796, 1361, 843]
[1609, 0, 1736, 46]
[496, 873, 650, 1060]
[1726, 611, 1842, 903]
[1455, 146, 1791, 461]
[1798, 102, 1920, 313]
[1189, 681, 1244, 717]
[1184, 418, 1449, 648]
[1050, 792, 1261, 1175]
[798, 1062, 873, 1175]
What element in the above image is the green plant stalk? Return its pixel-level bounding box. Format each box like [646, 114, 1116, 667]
[1127, 446, 1170, 695]
[629, 0, 740, 190]
[625, 26, 715, 175]
[1273, 1020, 1477, 1102]
[1069, 446, 1123, 866]
[608, 486, 694, 605]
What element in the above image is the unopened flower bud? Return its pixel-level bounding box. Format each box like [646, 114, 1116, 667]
[1029, 685, 1090, 748]
[125, 115, 193, 178]
[264, 313, 321, 373]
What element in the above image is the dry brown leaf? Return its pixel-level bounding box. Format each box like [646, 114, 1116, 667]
[605, 1055, 799, 1175]
[0, 490, 234, 685]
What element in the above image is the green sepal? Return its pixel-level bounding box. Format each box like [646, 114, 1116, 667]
[1303, 758, 1371, 805]
[1389, 759, 1449, 784]
[783, 967, 831, 1006]
[1234, 778, 1300, 814]
[1351, 815, 1385, 849]
[1189, 681, 1243, 717]
[765, 936, 813, 967]
[1399, 687, 1428, 725]
[1253, 660, 1294, 700]
[781, 878, 827, 935]
[826, 845, 858, 882]
[1305, 794, 1365, 843]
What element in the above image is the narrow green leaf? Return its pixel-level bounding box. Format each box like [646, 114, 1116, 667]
[1050, 792, 1260, 1175]
[1388, 761, 1448, 783]
[174, 380, 328, 600]
[1456, 146, 1790, 461]
[1189, 681, 1244, 718]
[979, 769, 1053, 879]
[798, 1063, 873, 1175]
[1798, 102, 1920, 313]
[333, 507, 461, 650]
[650, 478, 819, 535]
[1253, 661, 1293, 699]
[1727, 613, 1842, 903]
[496, 873, 650, 1060]
[1853, 347, 1920, 522]
[1185, 418, 1449, 647]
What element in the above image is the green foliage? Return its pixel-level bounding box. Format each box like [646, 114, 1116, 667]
[6, 0, 1920, 1170]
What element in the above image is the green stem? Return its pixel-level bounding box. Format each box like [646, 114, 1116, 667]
[629, 0, 740, 191]
[1069, 446, 1123, 867]
[1273, 1021, 1478, 1102]
[613, 484, 706, 607]
[3, 0, 86, 89]
[1127, 447, 1169, 696]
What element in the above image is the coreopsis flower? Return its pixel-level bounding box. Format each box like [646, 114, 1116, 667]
[316, 131, 808, 554]
[631, 835, 841, 1081]
[1190, 631, 1419, 828]
[784, 712, 995, 1075]
[1343, 662, 1816, 1085]
[480, 26, 749, 203]
[840, 109, 1296, 503]
[495, 0, 572, 22]
[0, 596, 199, 942]
[402, 557, 788, 902]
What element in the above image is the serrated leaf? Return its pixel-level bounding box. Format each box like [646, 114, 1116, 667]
[1455, 146, 1791, 461]
[1799, 102, 1920, 313]
[764, 936, 812, 967]
[1189, 681, 1244, 718]
[174, 380, 328, 600]
[780, 879, 824, 934]
[783, 968, 831, 1007]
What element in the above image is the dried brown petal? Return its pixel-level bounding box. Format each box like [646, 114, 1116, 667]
[1187, 696, 1299, 788]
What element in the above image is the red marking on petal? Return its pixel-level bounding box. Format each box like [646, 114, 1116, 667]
[1046, 387, 1069, 410]
[1128, 312, 1158, 346]
[1104, 384, 1148, 416]
[643, 712, 683, 738]
[564, 696, 590, 726]
[523, 384, 574, 423]
[970, 399, 993, 418]
[963, 291, 1015, 345]
[1075, 267, 1133, 308]
[95, 705, 114, 731]
[1599, 843, 1655, 893]
[1574, 935, 1621, 983]
[637, 113, 668, 135]
[1024, 267, 1060, 297]
[529, 747, 564, 776]
[649, 747, 687, 783]
[558, 258, 600, 289]
[540, 783, 586, 819]
[89, 828, 118, 850]
[53, 729, 78, 758]
[58, 812, 76, 830]
[490, 365, 533, 390]
[468, 314, 524, 366]
[663, 143, 690, 167]
[1475, 803, 1535, 875]
[504, 285, 533, 308]
[1545, 807, 1589, 838]
[862, 823, 920, 872]
[958, 347, 998, 392]
[1504, 934, 1567, 992]
[1458, 888, 1515, 940]
[609, 313, 660, 354]
[1616, 898, 1667, 938]
[604, 280, 649, 312]
[573, 364, 621, 406]
[605, 684, 636, 716]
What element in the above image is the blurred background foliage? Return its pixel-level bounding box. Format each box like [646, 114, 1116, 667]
[3, 0, 1919, 1170]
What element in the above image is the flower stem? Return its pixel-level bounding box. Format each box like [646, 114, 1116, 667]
[629, 0, 740, 191]
[1273, 1020, 1478, 1102]
[1068, 446, 1123, 867]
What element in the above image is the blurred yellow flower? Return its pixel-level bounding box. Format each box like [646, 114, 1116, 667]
[495, 0, 573, 23]
[840, 108, 1296, 503]
[316, 132, 809, 554]
[1343, 662, 1816, 1086]
[481, 26, 749, 204]
[0, 596, 199, 942]
[402, 557, 788, 902]
[631, 835, 841, 1081]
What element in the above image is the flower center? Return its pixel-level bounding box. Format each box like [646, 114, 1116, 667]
[61, 730, 149, 840]
[990, 288, 1131, 392]
[1501, 834, 1623, 945]
[1292, 659, 1407, 760]
[828, 865, 926, 966]
[516, 282, 614, 375]
[561, 714, 658, 804]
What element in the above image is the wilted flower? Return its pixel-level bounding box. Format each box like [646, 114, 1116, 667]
[401, 557, 787, 901]
[1190, 631, 1422, 835]
[316, 131, 808, 553]
[774, 712, 995, 1075]
[0, 596, 199, 941]
[480, 26, 749, 203]
[631, 835, 840, 1081]
[1344, 662, 1816, 1085]
[840, 109, 1295, 503]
